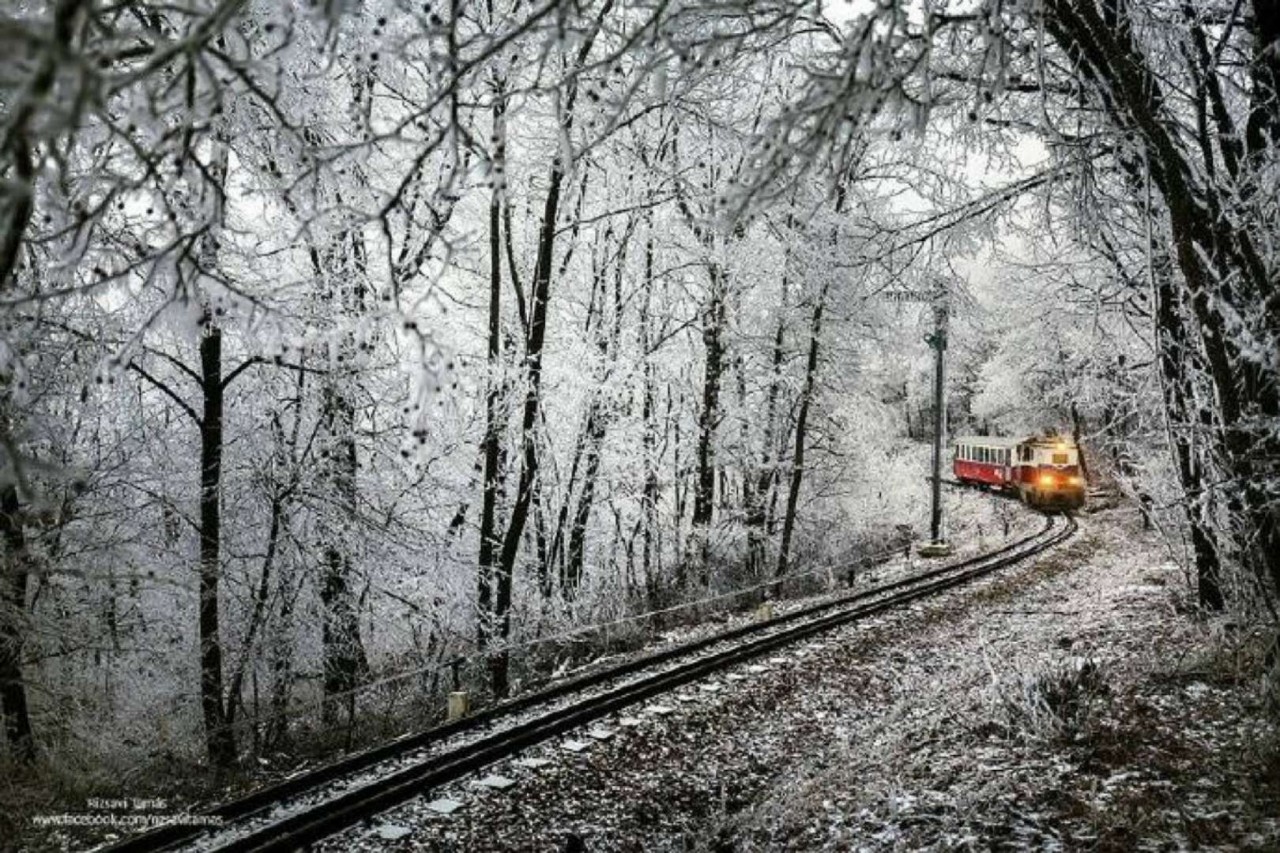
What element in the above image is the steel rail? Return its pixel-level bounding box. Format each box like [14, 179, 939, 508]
[103, 513, 1075, 853]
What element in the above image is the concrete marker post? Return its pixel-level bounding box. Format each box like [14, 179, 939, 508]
[447, 691, 470, 721]
[447, 657, 469, 721]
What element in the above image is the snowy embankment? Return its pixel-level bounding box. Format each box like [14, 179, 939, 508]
[313, 503, 1277, 851]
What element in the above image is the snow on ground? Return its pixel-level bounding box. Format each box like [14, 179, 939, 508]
[317, 504, 1279, 851]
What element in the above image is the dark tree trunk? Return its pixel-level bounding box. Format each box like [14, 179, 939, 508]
[490, 161, 561, 696]
[264, 568, 297, 751]
[748, 271, 789, 578]
[641, 367, 660, 604]
[1044, 0, 1280, 600]
[318, 382, 367, 722]
[1152, 258, 1225, 609]
[691, 262, 726, 585]
[563, 226, 626, 599]
[0, 483, 34, 761]
[639, 229, 660, 606]
[199, 320, 235, 768]
[477, 131, 504, 648]
[531, 477, 552, 600]
[488, 0, 614, 696]
[564, 409, 604, 598]
[547, 419, 590, 589]
[776, 284, 828, 580]
[225, 463, 285, 735]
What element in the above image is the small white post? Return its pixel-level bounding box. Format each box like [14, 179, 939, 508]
[447, 691, 470, 721]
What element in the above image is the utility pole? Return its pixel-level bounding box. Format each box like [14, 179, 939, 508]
[921, 300, 950, 556]
[883, 284, 951, 557]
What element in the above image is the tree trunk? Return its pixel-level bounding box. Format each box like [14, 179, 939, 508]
[639, 228, 663, 606]
[489, 149, 564, 698]
[691, 262, 726, 585]
[563, 226, 627, 599]
[477, 118, 504, 648]
[0, 483, 34, 761]
[318, 382, 367, 723]
[776, 283, 829, 580]
[565, 403, 606, 598]
[748, 270, 789, 578]
[1152, 257, 1225, 609]
[264, 568, 297, 751]
[199, 319, 235, 768]
[488, 1, 615, 696]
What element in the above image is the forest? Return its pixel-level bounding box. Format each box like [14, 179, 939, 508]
[0, 0, 1276, 808]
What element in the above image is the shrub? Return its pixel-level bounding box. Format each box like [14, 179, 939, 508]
[988, 656, 1108, 743]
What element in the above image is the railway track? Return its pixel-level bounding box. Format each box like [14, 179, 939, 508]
[103, 512, 1077, 853]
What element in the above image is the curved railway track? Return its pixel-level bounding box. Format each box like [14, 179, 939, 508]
[102, 512, 1077, 853]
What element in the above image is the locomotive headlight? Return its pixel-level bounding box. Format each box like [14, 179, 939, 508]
[1038, 473, 1056, 487]
[1068, 475, 1083, 486]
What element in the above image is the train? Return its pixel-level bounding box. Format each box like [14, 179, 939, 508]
[952, 434, 1086, 510]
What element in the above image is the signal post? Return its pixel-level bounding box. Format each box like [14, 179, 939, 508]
[884, 285, 951, 557]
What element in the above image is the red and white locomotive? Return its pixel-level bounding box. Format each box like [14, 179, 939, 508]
[952, 434, 1086, 510]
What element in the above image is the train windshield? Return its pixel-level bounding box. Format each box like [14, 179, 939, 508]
[1038, 446, 1078, 466]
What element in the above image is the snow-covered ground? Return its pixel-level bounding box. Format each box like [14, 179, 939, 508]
[315, 504, 1279, 851]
